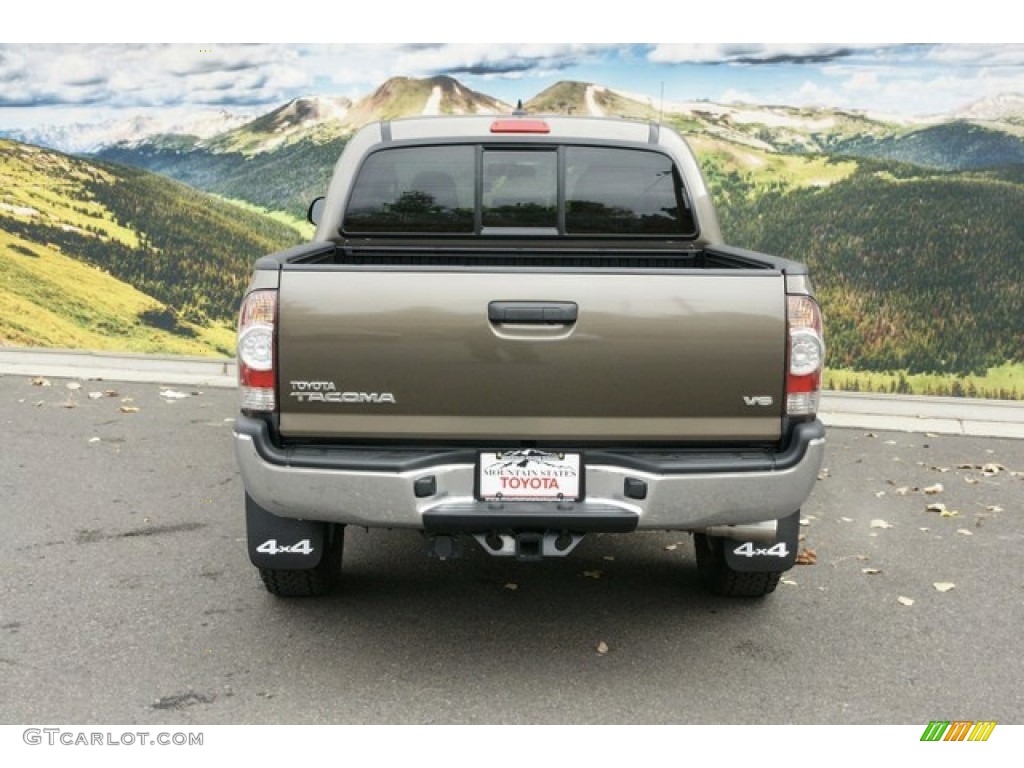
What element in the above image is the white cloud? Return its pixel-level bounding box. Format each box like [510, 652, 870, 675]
[925, 44, 1024, 67]
[844, 71, 881, 92]
[648, 44, 882, 65]
[719, 89, 758, 105]
[0, 44, 313, 109]
[820, 61, 1024, 115]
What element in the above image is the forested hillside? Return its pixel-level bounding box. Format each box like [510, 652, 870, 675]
[710, 160, 1024, 384]
[834, 122, 1024, 171]
[0, 139, 303, 354]
[98, 136, 346, 220]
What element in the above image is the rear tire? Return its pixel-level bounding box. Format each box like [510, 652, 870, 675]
[259, 524, 344, 597]
[693, 532, 781, 597]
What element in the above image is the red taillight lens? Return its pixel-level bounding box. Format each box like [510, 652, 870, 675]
[238, 290, 277, 412]
[786, 295, 824, 418]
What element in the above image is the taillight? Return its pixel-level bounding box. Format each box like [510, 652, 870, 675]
[786, 295, 825, 418]
[238, 289, 277, 412]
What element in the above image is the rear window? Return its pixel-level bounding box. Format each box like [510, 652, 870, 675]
[343, 143, 695, 236]
[482, 149, 558, 229]
[566, 147, 686, 234]
[344, 145, 475, 233]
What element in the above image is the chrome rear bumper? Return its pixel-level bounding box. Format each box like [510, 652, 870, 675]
[234, 417, 825, 532]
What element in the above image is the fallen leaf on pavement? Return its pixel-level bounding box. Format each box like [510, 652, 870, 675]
[596, 641, 609, 655]
[895, 486, 911, 495]
[159, 388, 190, 400]
[981, 463, 1005, 477]
[795, 548, 816, 565]
[923, 483, 944, 495]
[956, 529, 973, 536]
[940, 509, 960, 518]
[504, 583, 518, 591]
[926, 503, 947, 513]
[582, 570, 603, 579]
[88, 392, 104, 400]
[862, 568, 882, 575]
[65, 381, 81, 390]
[31, 377, 51, 387]
[897, 596, 914, 606]
[870, 519, 894, 529]
[88, 437, 100, 444]
[839, 517, 853, 523]
[664, 544, 678, 551]
[120, 406, 140, 414]
[933, 582, 955, 593]
[781, 578, 798, 586]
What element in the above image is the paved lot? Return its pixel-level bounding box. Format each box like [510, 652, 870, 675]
[1, 373, 1021, 725]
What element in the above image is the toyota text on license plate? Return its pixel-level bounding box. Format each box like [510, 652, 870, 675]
[478, 450, 582, 501]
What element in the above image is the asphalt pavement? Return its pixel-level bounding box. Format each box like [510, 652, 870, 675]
[0, 371, 1021, 725]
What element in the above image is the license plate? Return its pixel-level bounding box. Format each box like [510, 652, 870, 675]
[478, 450, 582, 501]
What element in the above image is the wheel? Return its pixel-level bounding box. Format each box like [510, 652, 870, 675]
[693, 532, 781, 598]
[258, 523, 344, 597]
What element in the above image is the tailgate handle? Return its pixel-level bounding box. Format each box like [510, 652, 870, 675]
[488, 301, 578, 325]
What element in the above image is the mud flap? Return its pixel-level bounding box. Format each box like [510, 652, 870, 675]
[245, 494, 326, 570]
[722, 510, 800, 572]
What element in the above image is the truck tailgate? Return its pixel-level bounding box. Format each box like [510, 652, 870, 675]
[277, 269, 786, 442]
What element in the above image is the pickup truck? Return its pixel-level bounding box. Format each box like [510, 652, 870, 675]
[233, 113, 826, 599]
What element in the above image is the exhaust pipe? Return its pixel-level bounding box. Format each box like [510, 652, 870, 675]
[701, 520, 778, 542]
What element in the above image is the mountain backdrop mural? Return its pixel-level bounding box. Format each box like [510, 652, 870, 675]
[2, 50, 1023, 399]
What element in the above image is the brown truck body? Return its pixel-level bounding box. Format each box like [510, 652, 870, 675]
[233, 114, 826, 597]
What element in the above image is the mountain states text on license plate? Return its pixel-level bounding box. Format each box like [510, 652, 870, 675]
[478, 450, 582, 501]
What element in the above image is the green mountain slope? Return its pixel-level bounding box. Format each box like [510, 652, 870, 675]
[712, 160, 1024, 378]
[834, 121, 1024, 170]
[98, 136, 347, 220]
[0, 139, 303, 354]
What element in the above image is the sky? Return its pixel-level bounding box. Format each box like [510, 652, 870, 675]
[2, 5, 1021, 131]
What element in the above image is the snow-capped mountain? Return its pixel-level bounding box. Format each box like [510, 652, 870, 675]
[1, 109, 256, 154]
[950, 93, 1024, 122]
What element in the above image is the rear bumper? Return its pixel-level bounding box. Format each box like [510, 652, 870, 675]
[233, 417, 825, 532]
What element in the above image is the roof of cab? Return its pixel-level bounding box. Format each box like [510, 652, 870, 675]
[380, 114, 658, 144]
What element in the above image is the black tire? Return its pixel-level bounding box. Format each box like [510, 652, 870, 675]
[258, 524, 344, 597]
[693, 532, 781, 598]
